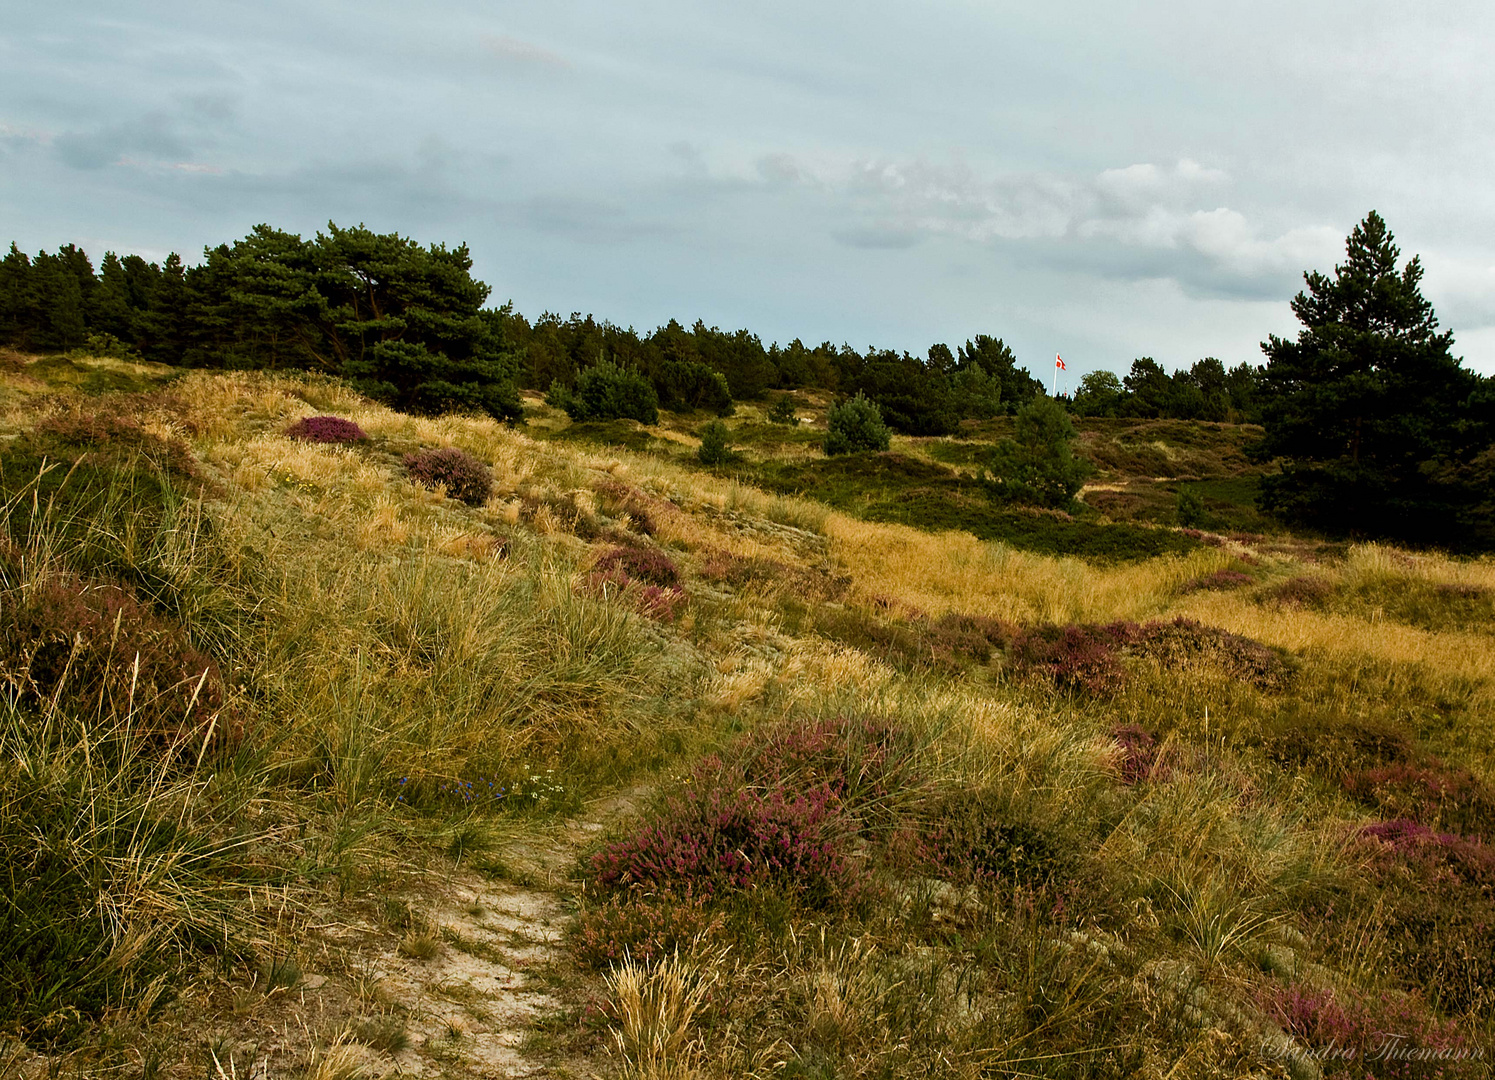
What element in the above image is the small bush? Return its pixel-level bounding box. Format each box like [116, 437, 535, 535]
[696, 420, 734, 466]
[1262, 985, 1479, 1079]
[573, 888, 725, 969]
[0, 567, 233, 745]
[767, 394, 800, 425]
[587, 716, 919, 909]
[593, 545, 681, 588]
[824, 393, 891, 456]
[1345, 761, 1495, 840]
[589, 782, 863, 907]
[550, 361, 659, 424]
[1181, 568, 1253, 593]
[1264, 574, 1334, 607]
[1111, 724, 1161, 785]
[403, 446, 492, 505]
[920, 790, 1081, 903]
[1008, 622, 1132, 694]
[284, 415, 368, 443]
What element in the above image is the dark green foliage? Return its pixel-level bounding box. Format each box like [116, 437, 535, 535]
[1176, 488, 1205, 527]
[696, 419, 734, 465]
[1071, 371, 1124, 417]
[767, 394, 800, 425]
[846, 350, 958, 435]
[1255, 211, 1494, 547]
[403, 447, 493, 505]
[979, 397, 1092, 510]
[549, 360, 659, 424]
[824, 393, 891, 455]
[957, 335, 1042, 414]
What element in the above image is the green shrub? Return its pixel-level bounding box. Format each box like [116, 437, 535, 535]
[767, 394, 800, 425]
[696, 420, 733, 465]
[824, 392, 890, 455]
[979, 397, 1091, 510]
[549, 360, 659, 424]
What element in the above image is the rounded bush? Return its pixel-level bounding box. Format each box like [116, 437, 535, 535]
[824, 392, 891, 456]
[696, 420, 733, 466]
[403, 446, 492, 505]
[285, 415, 368, 443]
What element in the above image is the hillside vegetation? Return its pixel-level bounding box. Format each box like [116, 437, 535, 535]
[2, 351, 1493, 1078]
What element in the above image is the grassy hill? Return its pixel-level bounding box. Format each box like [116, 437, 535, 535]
[2, 353, 1493, 1078]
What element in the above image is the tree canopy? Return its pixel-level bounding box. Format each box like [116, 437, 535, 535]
[1255, 211, 1494, 547]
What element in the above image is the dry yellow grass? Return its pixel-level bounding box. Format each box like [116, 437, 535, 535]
[823, 514, 1231, 623]
[1174, 590, 1495, 693]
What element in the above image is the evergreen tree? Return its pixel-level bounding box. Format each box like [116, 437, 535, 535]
[979, 396, 1091, 509]
[1255, 211, 1485, 544]
[824, 392, 891, 455]
[957, 336, 1042, 413]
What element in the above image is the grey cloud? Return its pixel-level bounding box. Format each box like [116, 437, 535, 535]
[53, 113, 193, 170]
[832, 225, 922, 250]
[521, 196, 664, 244]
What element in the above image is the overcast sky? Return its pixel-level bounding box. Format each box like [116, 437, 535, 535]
[4, 1, 1494, 380]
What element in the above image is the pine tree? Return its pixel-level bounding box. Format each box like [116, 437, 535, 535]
[1256, 211, 1483, 543]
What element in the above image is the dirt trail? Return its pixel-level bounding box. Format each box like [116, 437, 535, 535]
[173, 789, 647, 1080]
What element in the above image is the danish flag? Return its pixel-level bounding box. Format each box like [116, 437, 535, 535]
[1055, 355, 1066, 370]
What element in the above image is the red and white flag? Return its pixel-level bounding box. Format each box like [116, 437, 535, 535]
[1055, 355, 1067, 370]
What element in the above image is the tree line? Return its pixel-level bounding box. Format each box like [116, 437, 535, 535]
[1, 221, 1256, 434]
[2, 215, 1491, 547]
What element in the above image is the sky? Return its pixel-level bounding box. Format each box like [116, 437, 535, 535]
[3, 1, 1495, 381]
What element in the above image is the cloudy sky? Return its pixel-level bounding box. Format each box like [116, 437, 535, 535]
[4, 1, 1494, 379]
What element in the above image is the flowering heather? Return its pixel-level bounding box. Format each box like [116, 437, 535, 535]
[403, 446, 492, 505]
[1263, 985, 1479, 1079]
[1111, 724, 1162, 785]
[1008, 622, 1133, 694]
[731, 714, 918, 820]
[592, 544, 681, 588]
[1266, 574, 1335, 607]
[1345, 761, 1495, 840]
[588, 715, 917, 911]
[1359, 819, 1495, 887]
[1181, 568, 1253, 593]
[1130, 617, 1291, 690]
[573, 888, 725, 968]
[1, 568, 233, 745]
[284, 415, 368, 443]
[589, 782, 862, 907]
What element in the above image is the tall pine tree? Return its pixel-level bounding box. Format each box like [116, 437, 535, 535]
[1256, 211, 1485, 545]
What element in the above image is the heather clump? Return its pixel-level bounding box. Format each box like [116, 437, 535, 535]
[917, 789, 1089, 917]
[0, 567, 233, 746]
[585, 716, 921, 925]
[1344, 761, 1495, 840]
[1007, 621, 1134, 694]
[1181, 568, 1253, 592]
[284, 414, 368, 443]
[1262, 985, 1480, 1079]
[1111, 724, 1162, 785]
[1356, 821, 1495, 1013]
[1129, 617, 1292, 690]
[594, 479, 668, 536]
[403, 445, 493, 505]
[573, 888, 725, 969]
[592, 544, 681, 588]
[1264, 574, 1335, 607]
[589, 781, 863, 908]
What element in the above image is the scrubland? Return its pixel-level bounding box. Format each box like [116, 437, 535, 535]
[1, 353, 1492, 1078]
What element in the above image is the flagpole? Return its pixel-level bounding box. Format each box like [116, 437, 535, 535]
[1052, 354, 1058, 398]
